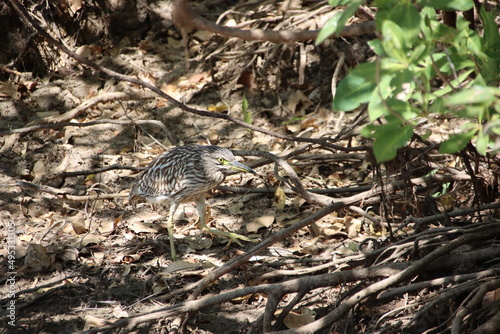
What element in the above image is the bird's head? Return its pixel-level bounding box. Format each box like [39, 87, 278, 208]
[205, 146, 256, 175]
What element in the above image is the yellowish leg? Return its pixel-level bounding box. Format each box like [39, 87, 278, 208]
[165, 216, 177, 260]
[195, 197, 260, 248]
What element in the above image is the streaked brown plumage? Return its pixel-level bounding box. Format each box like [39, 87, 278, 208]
[129, 144, 256, 259]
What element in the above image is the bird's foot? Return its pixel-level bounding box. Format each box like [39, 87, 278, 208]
[165, 218, 177, 261]
[202, 227, 260, 249]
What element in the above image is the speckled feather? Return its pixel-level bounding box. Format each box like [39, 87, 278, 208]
[129, 145, 241, 206]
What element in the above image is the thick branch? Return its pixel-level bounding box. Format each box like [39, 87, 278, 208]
[172, 0, 376, 43]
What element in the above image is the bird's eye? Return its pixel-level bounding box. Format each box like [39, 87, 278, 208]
[217, 157, 225, 164]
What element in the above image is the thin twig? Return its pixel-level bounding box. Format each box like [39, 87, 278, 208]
[0, 118, 166, 136]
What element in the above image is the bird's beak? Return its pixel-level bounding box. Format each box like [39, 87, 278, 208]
[227, 160, 257, 174]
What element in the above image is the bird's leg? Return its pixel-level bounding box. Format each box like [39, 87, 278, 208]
[195, 196, 260, 248]
[166, 203, 178, 260]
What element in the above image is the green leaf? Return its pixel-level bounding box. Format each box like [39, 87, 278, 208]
[242, 95, 252, 124]
[375, 0, 400, 10]
[368, 74, 394, 120]
[439, 131, 476, 154]
[328, 0, 355, 6]
[316, 0, 364, 45]
[360, 123, 378, 138]
[408, 43, 429, 65]
[385, 99, 417, 120]
[390, 69, 414, 99]
[421, 130, 432, 141]
[333, 62, 378, 111]
[475, 130, 489, 155]
[368, 39, 385, 56]
[386, 3, 421, 48]
[417, 0, 473, 11]
[372, 123, 414, 162]
[446, 86, 500, 106]
[480, 6, 500, 56]
[315, 12, 343, 45]
[381, 20, 408, 64]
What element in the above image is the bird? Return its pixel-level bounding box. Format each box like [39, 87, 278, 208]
[129, 144, 258, 260]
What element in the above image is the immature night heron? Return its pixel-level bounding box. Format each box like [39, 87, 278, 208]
[129, 144, 257, 260]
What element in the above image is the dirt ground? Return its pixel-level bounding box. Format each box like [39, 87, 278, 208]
[1, 1, 500, 333]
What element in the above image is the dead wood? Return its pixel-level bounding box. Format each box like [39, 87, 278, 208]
[172, 0, 376, 43]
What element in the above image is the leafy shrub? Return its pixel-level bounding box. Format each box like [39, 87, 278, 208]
[317, 0, 500, 162]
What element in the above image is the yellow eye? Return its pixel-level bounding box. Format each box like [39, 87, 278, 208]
[218, 157, 225, 164]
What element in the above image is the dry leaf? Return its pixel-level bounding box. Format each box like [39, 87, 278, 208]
[24, 244, 52, 272]
[187, 236, 213, 250]
[57, 247, 79, 263]
[70, 212, 88, 234]
[18, 234, 33, 242]
[273, 186, 286, 210]
[98, 219, 117, 236]
[189, 72, 209, 83]
[161, 82, 182, 100]
[83, 315, 105, 330]
[0, 81, 17, 98]
[122, 254, 141, 264]
[237, 70, 257, 90]
[128, 221, 161, 234]
[71, 234, 106, 248]
[225, 18, 237, 27]
[152, 281, 168, 294]
[32, 160, 48, 181]
[286, 90, 313, 115]
[247, 214, 275, 233]
[346, 217, 362, 238]
[276, 307, 316, 329]
[299, 236, 320, 255]
[113, 305, 129, 318]
[226, 201, 244, 216]
[285, 122, 302, 133]
[208, 102, 228, 113]
[192, 31, 213, 41]
[164, 260, 202, 273]
[68, 0, 83, 14]
[483, 288, 500, 305]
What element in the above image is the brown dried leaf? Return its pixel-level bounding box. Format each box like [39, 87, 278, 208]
[247, 213, 275, 233]
[113, 305, 129, 318]
[286, 90, 313, 115]
[71, 212, 88, 234]
[346, 216, 362, 238]
[273, 186, 286, 210]
[276, 307, 316, 329]
[71, 234, 106, 248]
[24, 244, 52, 272]
[57, 247, 79, 263]
[83, 315, 105, 331]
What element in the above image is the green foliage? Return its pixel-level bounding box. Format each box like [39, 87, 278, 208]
[242, 95, 252, 124]
[316, 0, 365, 45]
[320, 0, 500, 162]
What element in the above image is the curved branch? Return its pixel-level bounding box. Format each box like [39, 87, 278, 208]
[172, 0, 376, 43]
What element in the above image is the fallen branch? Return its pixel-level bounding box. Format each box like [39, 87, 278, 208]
[81, 221, 500, 333]
[270, 223, 500, 333]
[82, 262, 406, 334]
[172, 0, 376, 43]
[32, 91, 145, 124]
[16, 180, 126, 201]
[0, 118, 167, 136]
